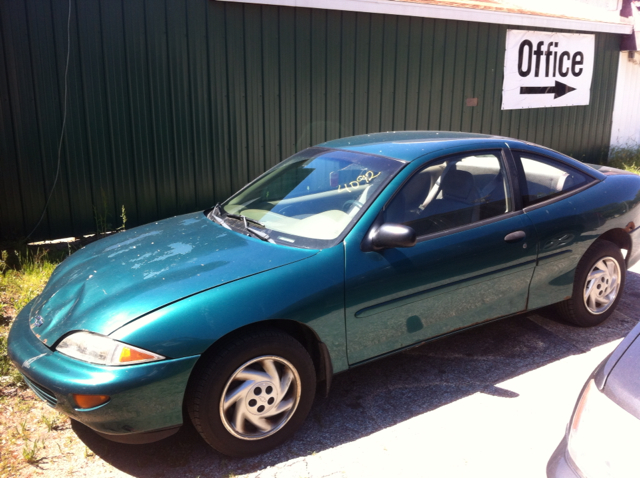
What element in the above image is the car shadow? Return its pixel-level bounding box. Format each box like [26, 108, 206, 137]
[72, 269, 640, 477]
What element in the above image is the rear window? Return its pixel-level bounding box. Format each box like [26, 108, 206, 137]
[513, 152, 593, 207]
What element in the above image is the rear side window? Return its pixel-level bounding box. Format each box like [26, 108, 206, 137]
[513, 152, 593, 207]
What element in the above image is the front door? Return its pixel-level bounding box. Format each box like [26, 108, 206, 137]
[344, 149, 538, 364]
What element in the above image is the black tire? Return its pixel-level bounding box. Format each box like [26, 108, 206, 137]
[557, 240, 626, 327]
[186, 329, 316, 457]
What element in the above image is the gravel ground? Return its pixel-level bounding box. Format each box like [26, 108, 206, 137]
[11, 263, 640, 478]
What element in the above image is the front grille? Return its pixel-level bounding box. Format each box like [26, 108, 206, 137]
[22, 375, 57, 407]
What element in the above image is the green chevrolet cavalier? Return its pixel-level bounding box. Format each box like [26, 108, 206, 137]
[9, 132, 640, 456]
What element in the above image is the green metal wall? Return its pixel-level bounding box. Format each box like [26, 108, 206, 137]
[0, 0, 621, 240]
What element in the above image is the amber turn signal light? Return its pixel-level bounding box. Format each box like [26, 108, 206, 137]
[73, 394, 110, 409]
[118, 346, 157, 363]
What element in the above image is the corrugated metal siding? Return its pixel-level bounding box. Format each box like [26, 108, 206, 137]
[0, 0, 621, 240]
[610, 51, 640, 148]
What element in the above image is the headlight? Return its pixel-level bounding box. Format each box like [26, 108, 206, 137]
[567, 379, 640, 478]
[56, 331, 165, 366]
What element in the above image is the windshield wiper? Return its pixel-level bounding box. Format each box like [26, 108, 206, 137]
[207, 203, 231, 229]
[226, 213, 266, 228]
[246, 226, 272, 242]
[226, 214, 272, 243]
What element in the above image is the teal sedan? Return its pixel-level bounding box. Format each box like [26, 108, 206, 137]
[9, 132, 640, 457]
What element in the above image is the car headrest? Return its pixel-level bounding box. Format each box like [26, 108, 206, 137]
[441, 169, 475, 202]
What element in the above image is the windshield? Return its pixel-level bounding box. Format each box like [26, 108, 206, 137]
[219, 147, 404, 248]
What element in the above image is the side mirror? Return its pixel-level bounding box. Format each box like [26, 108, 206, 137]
[372, 223, 416, 250]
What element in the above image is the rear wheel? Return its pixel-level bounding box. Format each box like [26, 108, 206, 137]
[557, 240, 625, 327]
[186, 329, 316, 457]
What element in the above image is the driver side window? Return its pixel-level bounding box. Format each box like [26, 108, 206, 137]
[385, 151, 511, 236]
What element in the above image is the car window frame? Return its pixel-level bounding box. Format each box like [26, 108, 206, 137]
[507, 149, 600, 213]
[379, 147, 523, 244]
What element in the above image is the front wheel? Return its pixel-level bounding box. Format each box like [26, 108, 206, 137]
[557, 240, 626, 327]
[186, 329, 316, 457]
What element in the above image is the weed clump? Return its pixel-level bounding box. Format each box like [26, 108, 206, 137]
[608, 146, 640, 174]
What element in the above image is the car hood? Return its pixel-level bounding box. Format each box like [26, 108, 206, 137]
[602, 321, 640, 420]
[28, 212, 317, 345]
[596, 319, 640, 386]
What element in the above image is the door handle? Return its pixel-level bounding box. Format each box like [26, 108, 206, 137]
[504, 230, 526, 243]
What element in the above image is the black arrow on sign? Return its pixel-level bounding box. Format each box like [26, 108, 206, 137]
[520, 80, 576, 99]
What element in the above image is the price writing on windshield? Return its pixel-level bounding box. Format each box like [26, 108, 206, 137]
[337, 171, 381, 193]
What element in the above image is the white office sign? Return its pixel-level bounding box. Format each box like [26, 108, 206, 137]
[502, 30, 595, 110]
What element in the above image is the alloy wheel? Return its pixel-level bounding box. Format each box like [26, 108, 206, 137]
[219, 355, 301, 440]
[583, 256, 621, 315]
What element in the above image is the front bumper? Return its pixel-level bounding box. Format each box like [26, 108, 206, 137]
[8, 301, 199, 441]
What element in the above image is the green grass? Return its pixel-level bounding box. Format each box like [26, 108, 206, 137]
[1, 249, 61, 312]
[1, 246, 67, 390]
[608, 146, 640, 174]
[21, 440, 39, 464]
[40, 413, 61, 432]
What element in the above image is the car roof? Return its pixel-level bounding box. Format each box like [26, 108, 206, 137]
[318, 131, 512, 162]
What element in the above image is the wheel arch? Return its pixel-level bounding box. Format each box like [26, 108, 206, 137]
[555, 238, 627, 327]
[190, 319, 333, 396]
[597, 228, 632, 266]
